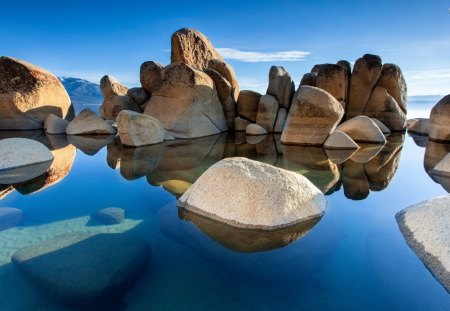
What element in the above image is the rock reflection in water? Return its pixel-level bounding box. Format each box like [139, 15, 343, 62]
[424, 140, 450, 192]
[67, 134, 115, 156]
[178, 207, 321, 253]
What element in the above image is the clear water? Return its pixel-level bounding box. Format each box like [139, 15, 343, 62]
[0, 98, 449, 310]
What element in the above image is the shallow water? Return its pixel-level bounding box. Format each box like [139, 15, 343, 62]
[0, 99, 449, 310]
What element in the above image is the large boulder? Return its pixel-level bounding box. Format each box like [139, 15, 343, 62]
[0, 56, 72, 130]
[127, 87, 148, 108]
[336, 60, 351, 102]
[256, 94, 279, 132]
[44, 114, 69, 135]
[100, 95, 141, 120]
[336, 116, 386, 144]
[140, 61, 163, 95]
[312, 64, 346, 105]
[12, 233, 151, 309]
[177, 157, 326, 229]
[266, 66, 295, 110]
[324, 130, 359, 150]
[99, 75, 128, 98]
[144, 62, 227, 139]
[66, 108, 116, 135]
[364, 86, 406, 131]
[376, 63, 407, 114]
[396, 196, 450, 292]
[171, 28, 224, 70]
[207, 59, 239, 101]
[236, 90, 261, 122]
[116, 110, 164, 147]
[281, 86, 344, 145]
[0, 138, 53, 184]
[429, 95, 450, 142]
[346, 54, 383, 119]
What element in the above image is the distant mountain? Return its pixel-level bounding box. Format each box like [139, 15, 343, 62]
[58, 77, 103, 114]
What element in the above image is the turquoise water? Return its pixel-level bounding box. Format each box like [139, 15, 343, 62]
[0, 99, 449, 310]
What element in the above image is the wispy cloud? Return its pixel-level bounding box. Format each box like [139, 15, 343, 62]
[217, 48, 310, 62]
[404, 69, 450, 96]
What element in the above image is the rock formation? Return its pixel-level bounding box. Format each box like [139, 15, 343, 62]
[429, 95, 450, 142]
[116, 110, 165, 147]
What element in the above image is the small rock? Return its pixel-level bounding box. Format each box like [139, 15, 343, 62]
[0, 207, 23, 231]
[407, 118, 429, 135]
[236, 90, 261, 122]
[140, 61, 163, 95]
[100, 95, 142, 120]
[234, 117, 251, 131]
[246, 124, 268, 136]
[335, 116, 386, 144]
[117, 110, 165, 147]
[44, 114, 69, 135]
[93, 207, 125, 225]
[66, 109, 116, 135]
[127, 87, 149, 107]
[324, 130, 359, 150]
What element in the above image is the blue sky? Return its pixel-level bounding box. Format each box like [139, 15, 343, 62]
[1, 0, 449, 95]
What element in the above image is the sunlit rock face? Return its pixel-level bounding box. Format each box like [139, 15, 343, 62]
[396, 196, 450, 292]
[429, 95, 450, 142]
[0, 56, 72, 130]
[66, 108, 116, 136]
[177, 157, 326, 229]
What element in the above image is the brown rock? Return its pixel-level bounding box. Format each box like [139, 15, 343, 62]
[100, 95, 141, 120]
[100, 75, 128, 98]
[266, 66, 295, 109]
[346, 54, 383, 119]
[236, 90, 261, 122]
[337, 60, 351, 102]
[300, 72, 317, 87]
[256, 94, 279, 132]
[376, 63, 407, 114]
[281, 86, 344, 146]
[429, 95, 450, 142]
[0, 56, 72, 130]
[207, 59, 239, 102]
[66, 109, 116, 135]
[171, 28, 224, 70]
[116, 110, 165, 147]
[127, 87, 149, 108]
[312, 64, 346, 105]
[274, 108, 287, 133]
[144, 63, 227, 139]
[140, 61, 163, 95]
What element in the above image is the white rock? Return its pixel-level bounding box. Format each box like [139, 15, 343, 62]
[396, 195, 450, 292]
[335, 116, 386, 144]
[177, 157, 326, 229]
[0, 138, 54, 184]
[116, 110, 164, 147]
[246, 124, 268, 136]
[44, 114, 69, 135]
[371, 118, 391, 134]
[66, 109, 116, 135]
[324, 130, 359, 150]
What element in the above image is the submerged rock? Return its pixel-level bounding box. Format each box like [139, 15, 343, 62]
[178, 157, 326, 229]
[93, 207, 125, 225]
[0, 207, 23, 231]
[281, 86, 344, 146]
[66, 108, 116, 135]
[116, 110, 164, 147]
[12, 233, 151, 310]
[0, 56, 72, 130]
[336, 116, 386, 144]
[0, 138, 53, 184]
[396, 196, 450, 292]
[429, 95, 450, 142]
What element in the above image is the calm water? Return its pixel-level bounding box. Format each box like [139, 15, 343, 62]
[0, 98, 449, 310]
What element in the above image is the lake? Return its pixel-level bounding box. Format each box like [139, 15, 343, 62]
[0, 96, 449, 310]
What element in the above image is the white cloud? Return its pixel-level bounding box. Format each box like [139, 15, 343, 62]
[217, 48, 310, 62]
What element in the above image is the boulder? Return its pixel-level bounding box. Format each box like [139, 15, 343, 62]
[144, 62, 227, 139]
[431, 153, 450, 177]
[127, 87, 149, 108]
[396, 196, 450, 292]
[429, 95, 450, 142]
[236, 90, 261, 122]
[256, 94, 279, 132]
[300, 72, 317, 87]
[116, 110, 164, 147]
[100, 95, 141, 120]
[0, 56, 72, 130]
[281, 86, 344, 146]
[177, 157, 326, 229]
[346, 54, 383, 119]
[0, 207, 23, 231]
[140, 61, 163, 95]
[12, 233, 151, 309]
[311, 64, 346, 104]
[407, 118, 429, 135]
[371, 118, 391, 134]
[204, 68, 235, 129]
[171, 28, 224, 70]
[92, 207, 125, 225]
[364, 86, 406, 131]
[207, 59, 239, 102]
[266, 66, 295, 109]
[44, 114, 69, 135]
[0, 138, 53, 184]
[324, 130, 359, 150]
[336, 60, 351, 102]
[376, 63, 407, 114]
[100, 75, 128, 98]
[246, 123, 268, 136]
[234, 117, 251, 132]
[274, 107, 287, 133]
[336, 116, 386, 144]
[66, 109, 116, 135]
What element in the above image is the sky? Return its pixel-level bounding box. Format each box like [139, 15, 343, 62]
[1, 0, 449, 96]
